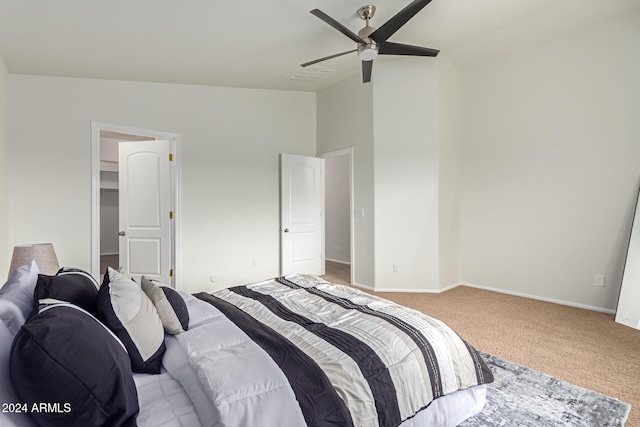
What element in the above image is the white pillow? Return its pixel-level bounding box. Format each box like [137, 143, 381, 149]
[0, 261, 40, 335]
[97, 268, 166, 374]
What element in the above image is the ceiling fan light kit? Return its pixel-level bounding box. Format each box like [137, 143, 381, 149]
[302, 0, 439, 84]
[357, 45, 378, 61]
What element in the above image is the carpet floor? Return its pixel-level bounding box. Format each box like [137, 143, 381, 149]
[322, 262, 640, 426]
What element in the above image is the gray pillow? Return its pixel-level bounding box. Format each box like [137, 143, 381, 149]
[0, 261, 40, 335]
[0, 322, 35, 426]
[141, 276, 189, 334]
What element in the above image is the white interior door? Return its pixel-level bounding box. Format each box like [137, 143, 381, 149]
[119, 140, 172, 285]
[280, 153, 325, 276]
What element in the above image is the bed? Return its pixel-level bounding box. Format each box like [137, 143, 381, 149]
[0, 262, 493, 427]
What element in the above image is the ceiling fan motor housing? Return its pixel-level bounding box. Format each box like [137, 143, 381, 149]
[357, 26, 378, 61]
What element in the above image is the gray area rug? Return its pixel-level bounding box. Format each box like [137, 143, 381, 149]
[460, 352, 631, 427]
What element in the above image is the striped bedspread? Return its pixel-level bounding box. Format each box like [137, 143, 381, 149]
[193, 275, 493, 427]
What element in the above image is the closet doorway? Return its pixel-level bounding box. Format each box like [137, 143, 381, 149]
[91, 122, 181, 288]
[321, 148, 354, 285]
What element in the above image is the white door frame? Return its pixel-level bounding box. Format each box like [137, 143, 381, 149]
[90, 121, 182, 288]
[320, 148, 355, 285]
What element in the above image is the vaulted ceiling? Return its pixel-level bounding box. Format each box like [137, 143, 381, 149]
[1, 0, 639, 92]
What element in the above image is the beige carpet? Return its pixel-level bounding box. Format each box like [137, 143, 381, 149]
[322, 262, 640, 427]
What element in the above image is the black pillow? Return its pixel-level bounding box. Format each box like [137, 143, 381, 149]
[34, 268, 100, 315]
[56, 267, 101, 290]
[10, 304, 139, 427]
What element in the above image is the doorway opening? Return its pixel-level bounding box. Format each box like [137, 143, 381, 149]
[90, 122, 181, 288]
[321, 148, 354, 285]
[99, 132, 154, 275]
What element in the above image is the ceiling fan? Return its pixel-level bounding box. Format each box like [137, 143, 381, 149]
[301, 0, 439, 83]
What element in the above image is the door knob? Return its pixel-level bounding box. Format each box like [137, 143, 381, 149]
[284, 228, 289, 233]
[118, 231, 126, 236]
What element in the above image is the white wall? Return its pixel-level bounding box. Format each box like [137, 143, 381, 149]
[0, 54, 8, 277]
[438, 58, 462, 289]
[371, 57, 462, 292]
[6, 10, 637, 311]
[460, 11, 640, 311]
[373, 59, 440, 291]
[317, 57, 461, 292]
[317, 74, 375, 287]
[325, 154, 351, 264]
[8, 75, 316, 293]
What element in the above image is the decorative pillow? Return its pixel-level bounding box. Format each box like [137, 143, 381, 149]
[56, 267, 101, 290]
[97, 268, 165, 374]
[10, 303, 138, 427]
[0, 322, 35, 427]
[34, 268, 100, 315]
[0, 261, 40, 335]
[141, 276, 189, 334]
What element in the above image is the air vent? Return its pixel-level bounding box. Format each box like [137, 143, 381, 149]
[285, 67, 334, 83]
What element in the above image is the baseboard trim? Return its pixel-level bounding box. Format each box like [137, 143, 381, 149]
[350, 282, 374, 292]
[326, 258, 351, 265]
[459, 282, 616, 314]
[351, 280, 615, 314]
[359, 282, 462, 294]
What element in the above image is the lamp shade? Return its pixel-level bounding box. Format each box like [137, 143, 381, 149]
[8, 243, 60, 279]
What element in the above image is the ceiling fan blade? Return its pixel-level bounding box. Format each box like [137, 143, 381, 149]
[362, 60, 373, 83]
[310, 9, 365, 43]
[378, 42, 439, 57]
[369, 0, 433, 44]
[301, 50, 356, 68]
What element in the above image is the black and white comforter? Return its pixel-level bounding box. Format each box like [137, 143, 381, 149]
[165, 275, 493, 427]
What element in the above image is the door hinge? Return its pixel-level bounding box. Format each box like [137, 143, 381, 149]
[169, 153, 173, 161]
[169, 211, 174, 219]
[169, 269, 173, 277]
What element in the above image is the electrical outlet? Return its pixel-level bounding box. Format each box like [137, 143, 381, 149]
[595, 275, 605, 287]
[393, 264, 399, 273]
[251, 260, 257, 268]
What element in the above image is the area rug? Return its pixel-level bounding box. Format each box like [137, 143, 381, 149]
[459, 352, 631, 427]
